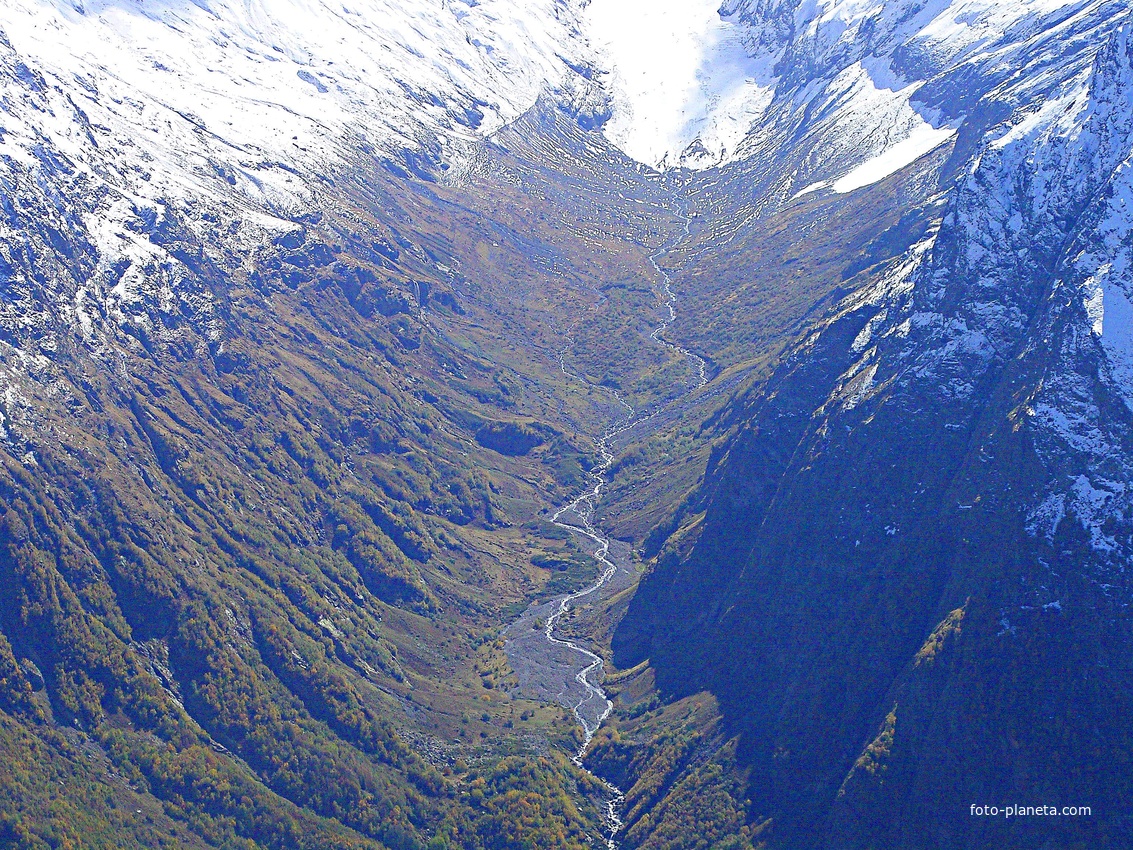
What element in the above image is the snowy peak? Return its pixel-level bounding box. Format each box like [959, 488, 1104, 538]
[1, 0, 1110, 188]
[725, 0, 1089, 82]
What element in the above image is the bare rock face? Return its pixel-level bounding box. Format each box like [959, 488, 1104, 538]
[621, 12, 1133, 850]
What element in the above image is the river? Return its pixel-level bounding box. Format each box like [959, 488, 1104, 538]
[504, 191, 706, 849]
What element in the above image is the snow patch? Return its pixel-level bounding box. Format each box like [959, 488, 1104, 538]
[792, 180, 829, 199]
[832, 120, 956, 193]
[1027, 492, 1066, 540]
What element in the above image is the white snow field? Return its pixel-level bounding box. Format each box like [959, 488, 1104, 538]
[585, 0, 774, 170]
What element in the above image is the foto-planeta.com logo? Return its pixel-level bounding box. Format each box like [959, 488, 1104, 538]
[970, 804, 1092, 818]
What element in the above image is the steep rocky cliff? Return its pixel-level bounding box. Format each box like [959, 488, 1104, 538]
[620, 12, 1133, 849]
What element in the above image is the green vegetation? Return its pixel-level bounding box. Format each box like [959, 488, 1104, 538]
[530, 553, 601, 597]
[585, 670, 761, 850]
[0, 85, 922, 850]
[0, 120, 695, 850]
[474, 421, 548, 457]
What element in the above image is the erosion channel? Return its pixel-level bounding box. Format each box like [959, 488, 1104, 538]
[504, 194, 707, 850]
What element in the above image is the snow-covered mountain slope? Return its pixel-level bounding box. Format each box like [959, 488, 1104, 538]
[570, 0, 1126, 175]
[670, 0, 1124, 185]
[0, 0, 608, 404]
[0, 0, 602, 202]
[693, 2, 1133, 598]
[844, 16, 1133, 566]
[3, 0, 1113, 196]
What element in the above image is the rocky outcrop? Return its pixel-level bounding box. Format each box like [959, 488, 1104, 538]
[620, 13, 1133, 850]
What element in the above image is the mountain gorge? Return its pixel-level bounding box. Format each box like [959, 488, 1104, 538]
[0, 0, 1131, 848]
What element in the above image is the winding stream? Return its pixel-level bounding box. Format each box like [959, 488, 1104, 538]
[511, 196, 706, 849]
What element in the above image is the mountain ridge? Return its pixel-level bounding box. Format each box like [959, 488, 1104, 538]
[615, 10, 1133, 849]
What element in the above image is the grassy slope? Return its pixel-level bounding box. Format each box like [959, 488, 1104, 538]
[0, 108, 697, 850]
[0, 96, 939, 850]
